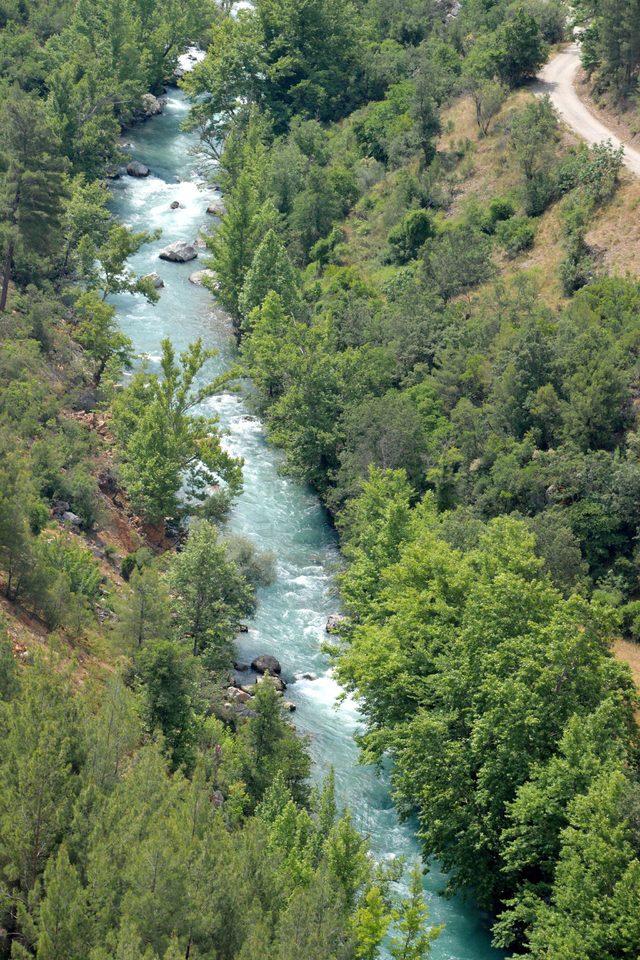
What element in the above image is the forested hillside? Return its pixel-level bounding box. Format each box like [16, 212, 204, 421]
[2, 0, 640, 957]
[0, 1, 441, 958]
[185, 0, 640, 956]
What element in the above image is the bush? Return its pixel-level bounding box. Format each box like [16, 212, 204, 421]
[310, 226, 344, 265]
[121, 547, 154, 582]
[487, 196, 516, 229]
[559, 196, 596, 295]
[38, 536, 102, 605]
[387, 209, 434, 263]
[495, 215, 536, 257]
[557, 141, 624, 203]
[423, 226, 494, 300]
[621, 600, 640, 641]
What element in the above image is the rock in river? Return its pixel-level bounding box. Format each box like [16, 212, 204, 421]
[127, 161, 150, 177]
[159, 240, 197, 263]
[251, 654, 281, 675]
[141, 93, 165, 117]
[142, 272, 164, 289]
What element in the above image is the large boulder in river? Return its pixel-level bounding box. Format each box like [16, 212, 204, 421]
[127, 161, 150, 178]
[159, 240, 197, 263]
[251, 654, 281, 675]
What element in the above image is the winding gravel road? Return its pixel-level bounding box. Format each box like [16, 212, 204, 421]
[535, 43, 640, 177]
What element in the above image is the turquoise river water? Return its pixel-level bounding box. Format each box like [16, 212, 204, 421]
[108, 82, 503, 960]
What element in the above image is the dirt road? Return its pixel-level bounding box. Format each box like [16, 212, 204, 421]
[536, 43, 640, 177]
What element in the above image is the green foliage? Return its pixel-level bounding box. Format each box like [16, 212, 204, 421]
[0, 84, 67, 311]
[0, 645, 430, 960]
[74, 292, 133, 388]
[389, 864, 442, 960]
[509, 96, 560, 215]
[184, 0, 365, 133]
[334, 495, 639, 948]
[495, 215, 536, 257]
[386, 209, 434, 264]
[463, 8, 548, 88]
[206, 171, 264, 329]
[239, 228, 302, 327]
[168, 519, 255, 662]
[112, 339, 243, 525]
[81, 224, 161, 303]
[134, 638, 197, 769]
[559, 195, 596, 295]
[576, 0, 640, 97]
[423, 226, 495, 300]
[113, 564, 171, 652]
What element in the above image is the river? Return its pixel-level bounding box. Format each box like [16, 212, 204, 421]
[108, 80, 503, 960]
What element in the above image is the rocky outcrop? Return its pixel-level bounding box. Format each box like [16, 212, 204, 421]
[226, 686, 253, 704]
[251, 654, 281, 675]
[189, 269, 217, 288]
[326, 613, 347, 634]
[141, 93, 165, 118]
[62, 511, 82, 527]
[206, 200, 226, 218]
[257, 673, 287, 692]
[159, 241, 197, 263]
[127, 161, 150, 178]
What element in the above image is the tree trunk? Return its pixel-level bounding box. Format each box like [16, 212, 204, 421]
[0, 239, 14, 313]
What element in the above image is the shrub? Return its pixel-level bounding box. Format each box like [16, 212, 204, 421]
[38, 536, 102, 605]
[559, 196, 596, 295]
[387, 209, 434, 263]
[423, 226, 494, 300]
[620, 600, 640, 640]
[557, 141, 624, 203]
[495, 215, 536, 257]
[487, 196, 516, 228]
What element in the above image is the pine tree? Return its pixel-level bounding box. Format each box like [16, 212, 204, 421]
[238, 229, 301, 328]
[0, 86, 67, 312]
[113, 565, 171, 652]
[36, 845, 89, 960]
[207, 171, 261, 331]
[389, 864, 442, 960]
[353, 886, 392, 960]
[241, 291, 305, 403]
[135, 639, 196, 770]
[0, 664, 82, 937]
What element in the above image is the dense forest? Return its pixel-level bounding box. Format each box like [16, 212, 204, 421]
[2, 0, 640, 957]
[0, 0, 442, 957]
